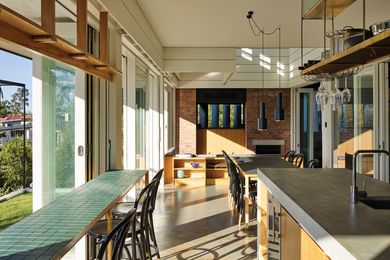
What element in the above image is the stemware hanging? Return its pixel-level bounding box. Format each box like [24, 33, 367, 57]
[315, 79, 329, 111]
[341, 76, 351, 103]
[330, 78, 343, 111]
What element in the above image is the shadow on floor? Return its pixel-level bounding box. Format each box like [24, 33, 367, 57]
[155, 185, 257, 260]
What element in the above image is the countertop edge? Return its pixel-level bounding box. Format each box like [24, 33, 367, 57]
[257, 168, 357, 260]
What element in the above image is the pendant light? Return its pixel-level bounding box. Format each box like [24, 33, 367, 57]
[258, 30, 267, 131]
[275, 27, 285, 121]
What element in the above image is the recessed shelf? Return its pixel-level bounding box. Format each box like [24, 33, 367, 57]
[174, 177, 205, 180]
[301, 30, 390, 76]
[174, 168, 205, 171]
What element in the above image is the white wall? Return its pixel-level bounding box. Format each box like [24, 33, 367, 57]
[106, 28, 124, 170]
[32, 54, 43, 212]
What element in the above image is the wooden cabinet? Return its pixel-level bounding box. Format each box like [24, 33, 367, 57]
[196, 129, 246, 154]
[258, 184, 330, 260]
[164, 155, 228, 186]
[280, 207, 330, 260]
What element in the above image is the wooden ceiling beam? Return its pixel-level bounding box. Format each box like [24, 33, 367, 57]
[99, 11, 108, 64]
[41, 0, 55, 36]
[77, 0, 88, 52]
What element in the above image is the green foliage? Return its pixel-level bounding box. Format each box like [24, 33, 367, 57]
[53, 67, 75, 189]
[0, 137, 32, 194]
[0, 193, 32, 230]
[0, 100, 12, 117]
[9, 88, 29, 116]
[55, 116, 75, 188]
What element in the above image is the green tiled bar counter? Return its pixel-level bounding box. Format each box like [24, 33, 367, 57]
[0, 170, 148, 259]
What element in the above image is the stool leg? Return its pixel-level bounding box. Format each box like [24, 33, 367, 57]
[89, 236, 97, 259]
[148, 213, 160, 259]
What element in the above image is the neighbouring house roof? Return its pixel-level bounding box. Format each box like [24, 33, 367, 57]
[0, 114, 32, 123]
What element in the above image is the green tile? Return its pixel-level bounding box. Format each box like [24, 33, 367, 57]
[0, 170, 147, 259]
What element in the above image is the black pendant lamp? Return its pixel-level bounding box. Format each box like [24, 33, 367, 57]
[258, 101, 267, 130]
[274, 92, 284, 121]
[258, 30, 267, 131]
[274, 28, 285, 121]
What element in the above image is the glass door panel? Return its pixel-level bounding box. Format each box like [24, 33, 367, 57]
[135, 64, 148, 169]
[42, 58, 85, 205]
[299, 92, 313, 163]
[335, 66, 374, 175]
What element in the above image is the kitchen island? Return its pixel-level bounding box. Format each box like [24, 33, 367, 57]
[257, 168, 390, 260]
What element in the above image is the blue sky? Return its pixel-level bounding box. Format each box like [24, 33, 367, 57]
[0, 49, 32, 112]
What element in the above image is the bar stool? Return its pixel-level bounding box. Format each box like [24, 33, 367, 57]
[88, 179, 158, 259]
[284, 150, 296, 161]
[293, 153, 304, 168]
[96, 208, 137, 260]
[222, 150, 235, 204]
[112, 169, 163, 259]
[306, 159, 320, 168]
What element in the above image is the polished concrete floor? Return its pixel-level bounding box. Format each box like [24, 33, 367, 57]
[153, 184, 257, 260]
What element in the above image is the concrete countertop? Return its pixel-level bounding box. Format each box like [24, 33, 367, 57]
[258, 168, 390, 260]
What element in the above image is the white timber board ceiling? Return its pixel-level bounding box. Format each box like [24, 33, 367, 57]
[136, 0, 390, 48]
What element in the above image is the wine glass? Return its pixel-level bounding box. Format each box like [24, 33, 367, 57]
[330, 78, 342, 111]
[315, 80, 329, 111]
[341, 77, 351, 103]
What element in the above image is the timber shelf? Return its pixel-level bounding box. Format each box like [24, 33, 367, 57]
[302, 0, 357, 20]
[0, 4, 120, 81]
[174, 168, 205, 171]
[164, 155, 228, 186]
[301, 29, 390, 76]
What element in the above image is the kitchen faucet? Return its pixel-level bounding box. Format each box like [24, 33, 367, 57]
[351, 149, 390, 204]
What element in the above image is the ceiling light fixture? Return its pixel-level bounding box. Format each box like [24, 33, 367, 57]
[275, 27, 284, 121]
[246, 11, 283, 128]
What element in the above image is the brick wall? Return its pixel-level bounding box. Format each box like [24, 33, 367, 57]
[175, 89, 197, 153]
[245, 89, 291, 154]
[175, 88, 291, 154]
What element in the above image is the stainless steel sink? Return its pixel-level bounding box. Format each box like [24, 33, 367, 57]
[359, 196, 390, 209]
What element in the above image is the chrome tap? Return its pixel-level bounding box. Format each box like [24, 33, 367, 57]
[351, 149, 389, 204]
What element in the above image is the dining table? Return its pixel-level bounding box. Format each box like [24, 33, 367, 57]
[232, 154, 296, 225]
[0, 170, 148, 259]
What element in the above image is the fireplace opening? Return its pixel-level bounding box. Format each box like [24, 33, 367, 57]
[256, 145, 281, 154]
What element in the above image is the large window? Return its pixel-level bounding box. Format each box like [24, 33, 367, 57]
[135, 63, 148, 169]
[42, 59, 76, 202]
[334, 65, 374, 175]
[197, 103, 245, 129]
[196, 89, 246, 129]
[0, 49, 32, 230]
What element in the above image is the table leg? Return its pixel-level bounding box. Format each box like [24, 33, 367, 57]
[245, 175, 250, 225]
[106, 210, 113, 260]
[145, 171, 149, 185]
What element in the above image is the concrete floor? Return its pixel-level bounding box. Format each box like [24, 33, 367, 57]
[153, 184, 257, 260]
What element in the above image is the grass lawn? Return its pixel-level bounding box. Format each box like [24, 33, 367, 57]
[0, 193, 32, 231]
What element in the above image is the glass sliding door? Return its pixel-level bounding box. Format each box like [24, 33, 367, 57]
[296, 89, 314, 165]
[163, 84, 174, 153]
[376, 62, 390, 182]
[135, 63, 148, 169]
[335, 65, 374, 175]
[42, 58, 85, 205]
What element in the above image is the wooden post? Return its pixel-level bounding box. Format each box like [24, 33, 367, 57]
[41, 0, 55, 35]
[77, 0, 87, 52]
[106, 210, 113, 260]
[99, 11, 108, 63]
